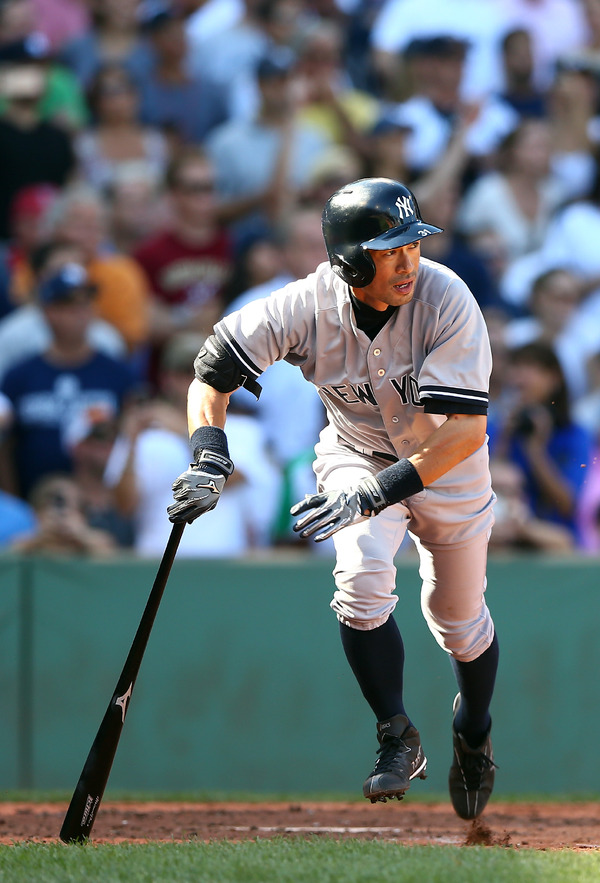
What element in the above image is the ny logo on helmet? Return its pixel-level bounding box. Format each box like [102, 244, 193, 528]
[395, 195, 414, 220]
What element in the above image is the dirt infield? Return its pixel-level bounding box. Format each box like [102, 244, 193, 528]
[1, 801, 600, 849]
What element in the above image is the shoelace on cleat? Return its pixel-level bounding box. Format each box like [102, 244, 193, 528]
[373, 735, 411, 773]
[459, 749, 497, 789]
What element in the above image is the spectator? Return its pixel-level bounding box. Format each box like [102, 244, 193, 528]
[574, 351, 600, 438]
[368, 0, 508, 102]
[0, 183, 59, 318]
[0, 239, 126, 383]
[492, 340, 593, 544]
[186, 0, 307, 123]
[0, 260, 137, 499]
[0, 57, 75, 240]
[483, 306, 514, 453]
[457, 118, 577, 268]
[417, 179, 503, 314]
[503, 268, 589, 399]
[576, 441, 600, 553]
[132, 147, 235, 383]
[546, 61, 597, 194]
[488, 456, 575, 553]
[105, 332, 281, 556]
[136, 1, 230, 148]
[560, 0, 600, 74]
[300, 142, 363, 210]
[500, 156, 600, 344]
[60, 0, 154, 89]
[224, 205, 327, 542]
[497, 28, 547, 119]
[45, 183, 151, 360]
[220, 231, 283, 309]
[0, 0, 88, 132]
[382, 36, 518, 179]
[74, 61, 170, 193]
[67, 408, 135, 547]
[294, 19, 380, 152]
[105, 164, 168, 256]
[204, 47, 330, 248]
[31, 0, 92, 54]
[181, 0, 244, 48]
[500, 0, 590, 92]
[495, 64, 597, 312]
[360, 114, 414, 182]
[11, 472, 117, 555]
[0, 487, 36, 549]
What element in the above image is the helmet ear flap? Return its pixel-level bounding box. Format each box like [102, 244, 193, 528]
[331, 251, 375, 288]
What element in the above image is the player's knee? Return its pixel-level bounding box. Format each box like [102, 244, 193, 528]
[424, 605, 494, 661]
[330, 568, 397, 630]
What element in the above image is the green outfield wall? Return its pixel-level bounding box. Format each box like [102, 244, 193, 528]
[2, 552, 599, 797]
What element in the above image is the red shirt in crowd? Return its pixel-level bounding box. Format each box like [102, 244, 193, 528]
[133, 228, 233, 312]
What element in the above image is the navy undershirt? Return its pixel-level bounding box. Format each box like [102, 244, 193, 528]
[350, 293, 397, 341]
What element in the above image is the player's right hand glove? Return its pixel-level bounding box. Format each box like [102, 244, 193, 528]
[290, 476, 388, 542]
[167, 449, 234, 524]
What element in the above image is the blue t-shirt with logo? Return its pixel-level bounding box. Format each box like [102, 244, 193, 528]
[2, 351, 136, 499]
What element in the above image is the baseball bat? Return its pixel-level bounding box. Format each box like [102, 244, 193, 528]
[59, 521, 185, 843]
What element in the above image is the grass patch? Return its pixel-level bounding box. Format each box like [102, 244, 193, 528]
[0, 840, 599, 883]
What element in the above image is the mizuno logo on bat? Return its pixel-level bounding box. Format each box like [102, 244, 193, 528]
[115, 683, 133, 722]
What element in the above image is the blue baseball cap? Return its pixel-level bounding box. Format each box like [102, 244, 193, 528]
[38, 263, 97, 305]
[256, 47, 296, 79]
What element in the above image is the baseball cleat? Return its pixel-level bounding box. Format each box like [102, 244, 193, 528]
[363, 713, 427, 803]
[448, 693, 497, 820]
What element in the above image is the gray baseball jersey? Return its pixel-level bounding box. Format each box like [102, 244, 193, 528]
[216, 256, 489, 438]
[214, 256, 494, 543]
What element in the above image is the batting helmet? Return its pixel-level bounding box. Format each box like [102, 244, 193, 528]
[322, 178, 443, 287]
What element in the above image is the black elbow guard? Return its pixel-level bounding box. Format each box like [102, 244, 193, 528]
[194, 334, 262, 399]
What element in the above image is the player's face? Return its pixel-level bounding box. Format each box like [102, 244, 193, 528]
[352, 241, 421, 310]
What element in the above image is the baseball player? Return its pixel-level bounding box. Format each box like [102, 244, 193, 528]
[168, 178, 499, 820]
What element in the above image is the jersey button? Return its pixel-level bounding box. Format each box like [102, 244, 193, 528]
[373, 348, 381, 356]
[392, 416, 399, 423]
[377, 369, 385, 377]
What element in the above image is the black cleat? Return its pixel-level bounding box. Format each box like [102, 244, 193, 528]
[363, 713, 427, 803]
[449, 693, 497, 820]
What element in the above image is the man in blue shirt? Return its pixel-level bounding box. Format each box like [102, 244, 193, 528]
[0, 262, 137, 499]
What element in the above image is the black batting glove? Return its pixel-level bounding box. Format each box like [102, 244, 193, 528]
[168, 449, 234, 524]
[290, 476, 388, 542]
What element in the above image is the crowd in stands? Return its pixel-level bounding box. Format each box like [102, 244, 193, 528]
[1, 0, 600, 558]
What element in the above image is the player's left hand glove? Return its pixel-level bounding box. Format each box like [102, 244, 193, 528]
[167, 449, 234, 524]
[290, 476, 388, 542]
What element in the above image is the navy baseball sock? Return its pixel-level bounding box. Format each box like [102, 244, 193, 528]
[339, 616, 408, 724]
[450, 632, 499, 748]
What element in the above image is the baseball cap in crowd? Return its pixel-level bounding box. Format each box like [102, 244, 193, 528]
[370, 110, 414, 137]
[0, 33, 50, 64]
[10, 184, 58, 226]
[405, 35, 470, 59]
[137, 0, 178, 32]
[38, 263, 97, 305]
[256, 46, 297, 79]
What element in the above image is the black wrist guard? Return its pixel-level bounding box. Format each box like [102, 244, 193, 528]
[190, 426, 234, 478]
[375, 458, 424, 505]
[190, 425, 230, 462]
